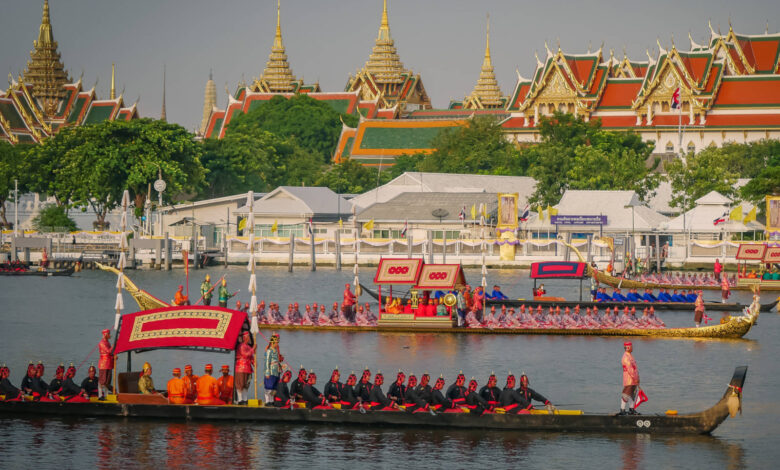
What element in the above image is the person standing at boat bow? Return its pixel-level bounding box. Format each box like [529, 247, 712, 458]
[263, 333, 282, 405]
[235, 331, 256, 405]
[98, 329, 114, 401]
[200, 275, 213, 305]
[620, 342, 640, 415]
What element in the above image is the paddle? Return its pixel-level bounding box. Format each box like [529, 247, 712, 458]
[193, 275, 225, 305]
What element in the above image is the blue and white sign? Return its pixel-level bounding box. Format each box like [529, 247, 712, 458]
[551, 215, 608, 226]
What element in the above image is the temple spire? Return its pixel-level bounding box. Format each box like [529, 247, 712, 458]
[160, 65, 167, 122]
[110, 63, 116, 100]
[464, 14, 505, 109]
[24, 0, 69, 116]
[200, 69, 217, 135]
[258, 0, 298, 92]
[365, 0, 404, 84]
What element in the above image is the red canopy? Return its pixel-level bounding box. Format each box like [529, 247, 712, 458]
[531, 262, 588, 279]
[115, 306, 247, 354]
[373, 258, 424, 284]
[764, 246, 780, 263]
[736, 243, 766, 260]
[414, 264, 467, 290]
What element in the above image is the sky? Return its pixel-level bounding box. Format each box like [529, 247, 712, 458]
[1, 0, 777, 132]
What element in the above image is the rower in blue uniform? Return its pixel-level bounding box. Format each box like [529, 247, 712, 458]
[486, 285, 509, 300]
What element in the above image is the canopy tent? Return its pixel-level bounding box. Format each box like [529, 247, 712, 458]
[736, 244, 767, 260]
[531, 261, 588, 279]
[373, 258, 424, 284]
[414, 264, 467, 291]
[115, 306, 248, 354]
[665, 191, 764, 233]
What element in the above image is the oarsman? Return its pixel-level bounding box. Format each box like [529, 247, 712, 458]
[235, 331, 256, 405]
[31, 363, 49, 399]
[273, 370, 292, 407]
[60, 365, 88, 401]
[517, 374, 555, 412]
[98, 329, 114, 401]
[20, 363, 35, 395]
[196, 364, 225, 406]
[354, 368, 374, 403]
[49, 364, 65, 395]
[290, 367, 308, 402]
[464, 379, 489, 415]
[403, 375, 429, 413]
[323, 368, 343, 403]
[82, 365, 100, 397]
[301, 372, 328, 409]
[263, 333, 282, 405]
[415, 373, 433, 404]
[0, 366, 23, 401]
[182, 365, 198, 402]
[218, 279, 233, 308]
[429, 376, 452, 411]
[499, 374, 531, 414]
[479, 372, 502, 410]
[445, 372, 467, 407]
[217, 365, 234, 404]
[341, 372, 360, 409]
[200, 275, 213, 305]
[167, 368, 191, 404]
[137, 362, 157, 395]
[619, 342, 640, 415]
[369, 373, 398, 410]
[387, 371, 406, 405]
[694, 291, 705, 327]
[173, 285, 188, 306]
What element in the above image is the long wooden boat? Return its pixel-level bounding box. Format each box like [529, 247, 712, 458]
[485, 297, 778, 313]
[0, 266, 74, 277]
[591, 269, 779, 292]
[0, 367, 748, 435]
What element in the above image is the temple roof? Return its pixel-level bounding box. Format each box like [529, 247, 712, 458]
[256, 0, 298, 93]
[463, 16, 507, 109]
[364, 0, 406, 85]
[23, 0, 69, 117]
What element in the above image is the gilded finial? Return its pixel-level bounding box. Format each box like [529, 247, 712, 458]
[766, 20, 770, 35]
[588, 41, 592, 53]
[485, 13, 491, 59]
[110, 63, 116, 100]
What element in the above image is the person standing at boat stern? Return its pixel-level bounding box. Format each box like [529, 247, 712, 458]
[235, 331, 256, 404]
[620, 342, 640, 415]
[98, 329, 114, 400]
[263, 333, 282, 405]
[694, 291, 705, 327]
[201, 275, 213, 305]
[218, 279, 233, 308]
[721, 276, 731, 304]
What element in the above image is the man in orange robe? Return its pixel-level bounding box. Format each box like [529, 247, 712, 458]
[217, 365, 235, 404]
[98, 329, 114, 401]
[196, 364, 225, 406]
[167, 368, 191, 404]
[173, 285, 188, 306]
[181, 364, 198, 402]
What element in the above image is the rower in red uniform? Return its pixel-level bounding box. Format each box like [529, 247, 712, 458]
[323, 368, 343, 403]
[517, 374, 555, 412]
[403, 375, 429, 413]
[619, 341, 640, 415]
[217, 365, 234, 404]
[0, 365, 23, 401]
[98, 329, 114, 400]
[343, 283, 357, 319]
[368, 373, 398, 410]
[301, 372, 329, 409]
[273, 370, 293, 408]
[445, 372, 467, 407]
[387, 371, 406, 405]
[167, 368, 191, 404]
[479, 372, 501, 410]
[430, 377, 452, 411]
[196, 364, 225, 406]
[464, 379, 489, 415]
[499, 374, 531, 414]
[82, 365, 99, 397]
[235, 331, 256, 405]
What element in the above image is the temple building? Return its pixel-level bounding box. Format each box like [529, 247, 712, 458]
[0, 1, 138, 145]
[450, 17, 509, 110]
[344, 0, 431, 111]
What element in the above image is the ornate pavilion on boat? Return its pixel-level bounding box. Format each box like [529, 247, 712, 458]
[0, 1, 139, 145]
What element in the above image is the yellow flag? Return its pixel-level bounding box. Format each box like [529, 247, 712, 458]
[363, 219, 374, 232]
[271, 220, 278, 233]
[238, 217, 247, 232]
[537, 205, 544, 221]
[338, 218, 343, 229]
[743, 206, 757, 223]
[470, 204, 477, 220]
[480, 203, 487, 219]
[729, 205, 743, 222]
[603, 236, 614, 252]
[548, 205, 559, 217]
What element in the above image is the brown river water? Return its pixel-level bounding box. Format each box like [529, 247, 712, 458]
[0, 266, 777, 468]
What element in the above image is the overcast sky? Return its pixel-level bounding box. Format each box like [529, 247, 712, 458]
[1, 0, 777, 131]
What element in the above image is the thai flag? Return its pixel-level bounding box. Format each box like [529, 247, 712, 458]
[671, 87, 681, 109]
[459, 206, 466, 221]
[307, 217, 314, 235]
[401, 219, 408, 237]
[713, 211, 728, 226]
[519, 205, 530, 222]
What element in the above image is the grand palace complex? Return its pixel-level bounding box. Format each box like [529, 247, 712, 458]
[4, 1, 780, 170]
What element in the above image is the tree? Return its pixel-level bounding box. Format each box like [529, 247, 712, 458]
[200, 131, 324, 198]
[316, 158, 382, 194]
[0, 141, 26, 228]
[665, 146, 740, 211]
[525, 112, 659, 206]
[32, 204, 77, 232]
[741, 153, 780, 216]
[225, 94, 359, 163]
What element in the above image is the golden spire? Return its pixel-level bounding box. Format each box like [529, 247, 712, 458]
[24, 0, 69, 116]
[258, 0, 297, 92]
[465, 14, 505, 109]
[200, 69, 217, 135]
[110, 63, 116, 100]
[365, 0, 405, 84]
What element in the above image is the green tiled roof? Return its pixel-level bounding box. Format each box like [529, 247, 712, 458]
[323, 99, 352, 114]
[342, 136, 354, 157]
[0, 102, 27, 129]
[67, 96, 88, 123]
[83, 104, 114, 124]
[358, 126, 445, 150]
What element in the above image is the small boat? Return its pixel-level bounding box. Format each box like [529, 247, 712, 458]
[0, 266, 74, 277]
[0, 366, 748, 435]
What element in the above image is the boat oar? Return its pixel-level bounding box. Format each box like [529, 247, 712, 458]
[193, 275, 225, 305]
[74, 342, 100, 372]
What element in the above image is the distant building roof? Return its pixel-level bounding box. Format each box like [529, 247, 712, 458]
[351, 171, 536, 210]
[666, 191, 763, 232]
[356, 192, 498, 223]
[235, 186, 352, 221]
[554, 190, 668, 232]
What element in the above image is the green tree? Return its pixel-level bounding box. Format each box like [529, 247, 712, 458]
[741, 153, 780, 216]
[32, 204, 77, 232]
[225, 94, 359, 163]
[665, 146, 740, 211]
[525, 112, 658, 206]
[0, 141, 27, 228]
[316, 158, 381, 194]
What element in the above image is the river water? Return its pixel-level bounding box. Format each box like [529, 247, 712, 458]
[0, 266, 777, 469]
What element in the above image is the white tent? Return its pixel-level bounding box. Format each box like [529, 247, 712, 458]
[665, 191, 764, 234]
